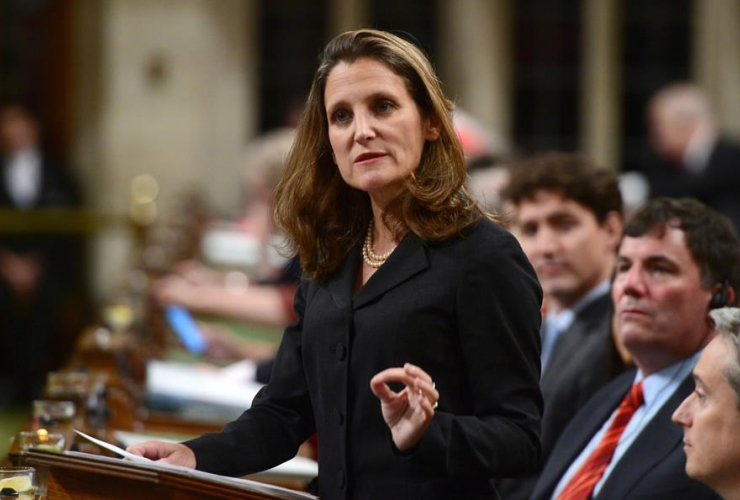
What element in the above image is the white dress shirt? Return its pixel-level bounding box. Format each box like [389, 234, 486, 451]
[683, 129, 716, 175]
[3, 148, 42, 209]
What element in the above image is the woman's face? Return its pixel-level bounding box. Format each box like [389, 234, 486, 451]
[324, 58, 439, 207]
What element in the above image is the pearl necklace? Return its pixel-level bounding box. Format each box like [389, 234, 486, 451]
[362, 220, 397, 268]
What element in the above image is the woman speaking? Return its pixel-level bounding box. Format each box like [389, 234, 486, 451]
[129, 29, 543, 500]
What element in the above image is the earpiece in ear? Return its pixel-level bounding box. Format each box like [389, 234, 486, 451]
[710, 280, 731, 309]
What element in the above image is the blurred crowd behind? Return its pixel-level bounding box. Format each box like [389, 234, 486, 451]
[2, 0, 740, 473]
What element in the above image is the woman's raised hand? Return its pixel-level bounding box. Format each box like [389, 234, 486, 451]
[370, 363, 440, 452]
[126, 440, 197, 468]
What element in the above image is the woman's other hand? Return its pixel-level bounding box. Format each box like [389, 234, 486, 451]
[370, 363, 440, 452]
[126, 441, 197, 468]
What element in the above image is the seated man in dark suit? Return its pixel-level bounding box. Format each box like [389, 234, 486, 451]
[672, 307, 740, 500]
[499, 152, 626, 499]
[532, 197, 738, 500]
[647, 83, 740, 233]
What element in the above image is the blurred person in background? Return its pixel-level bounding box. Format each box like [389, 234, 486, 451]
[130, 29, 543, 500]
[647, 82, 740, 232]
[467, 160, 510, 215]
[532, 197, 737, 500]
[499, 152, 626, 499]
[454, 108, 513, 214]
[151, 128, 299, 367]
[672, 307, 740, 500]
[0, 102, 88, 405]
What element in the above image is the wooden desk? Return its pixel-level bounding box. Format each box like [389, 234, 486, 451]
[22, 450, 316, 500]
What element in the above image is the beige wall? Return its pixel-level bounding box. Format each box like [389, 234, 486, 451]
[326, 0, 369, 36]
[580, 0, 622, 170]
[693, 0, 740, 137]
[74, 0, 254, 298]
[438, 0, 513, 140]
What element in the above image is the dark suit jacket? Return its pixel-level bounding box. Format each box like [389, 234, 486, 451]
[497, 293, 625, 499]
[541, 293, 625, 458]
[187, 218, 544, 500]
[694, 137, 740, 232]
[649, 136, 740, 232]
[531, 370, 720, 500]
[0, 152, 86, 405]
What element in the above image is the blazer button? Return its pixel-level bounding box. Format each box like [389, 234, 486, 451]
[333, 408, 344, 426]
[334, 342, 347, 361]
[337, 470, 346, 489]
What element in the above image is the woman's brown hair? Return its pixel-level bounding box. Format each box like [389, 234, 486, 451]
[274, 29, 486, 282]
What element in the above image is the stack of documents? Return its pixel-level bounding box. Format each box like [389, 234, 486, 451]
[145, 359, 265, 421]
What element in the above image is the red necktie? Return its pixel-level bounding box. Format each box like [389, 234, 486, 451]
[556, 381, 645, 500]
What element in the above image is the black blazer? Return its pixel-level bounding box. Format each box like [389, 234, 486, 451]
[540, 293, 625, 459]
[187, 218, 544, 500]
[498, 293, 624, 499]
[531, 370, 720, 500]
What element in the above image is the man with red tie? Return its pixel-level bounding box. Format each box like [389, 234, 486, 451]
[531, 197, 739, 500]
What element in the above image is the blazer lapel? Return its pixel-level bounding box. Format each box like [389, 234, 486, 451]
[597, 374, 693, 498]
[353, 233, 429, 310]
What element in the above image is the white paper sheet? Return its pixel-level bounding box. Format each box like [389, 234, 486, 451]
[58, 450, 317, 499]
[74, 429, 150, 462]
[112, 430, 319, 481]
